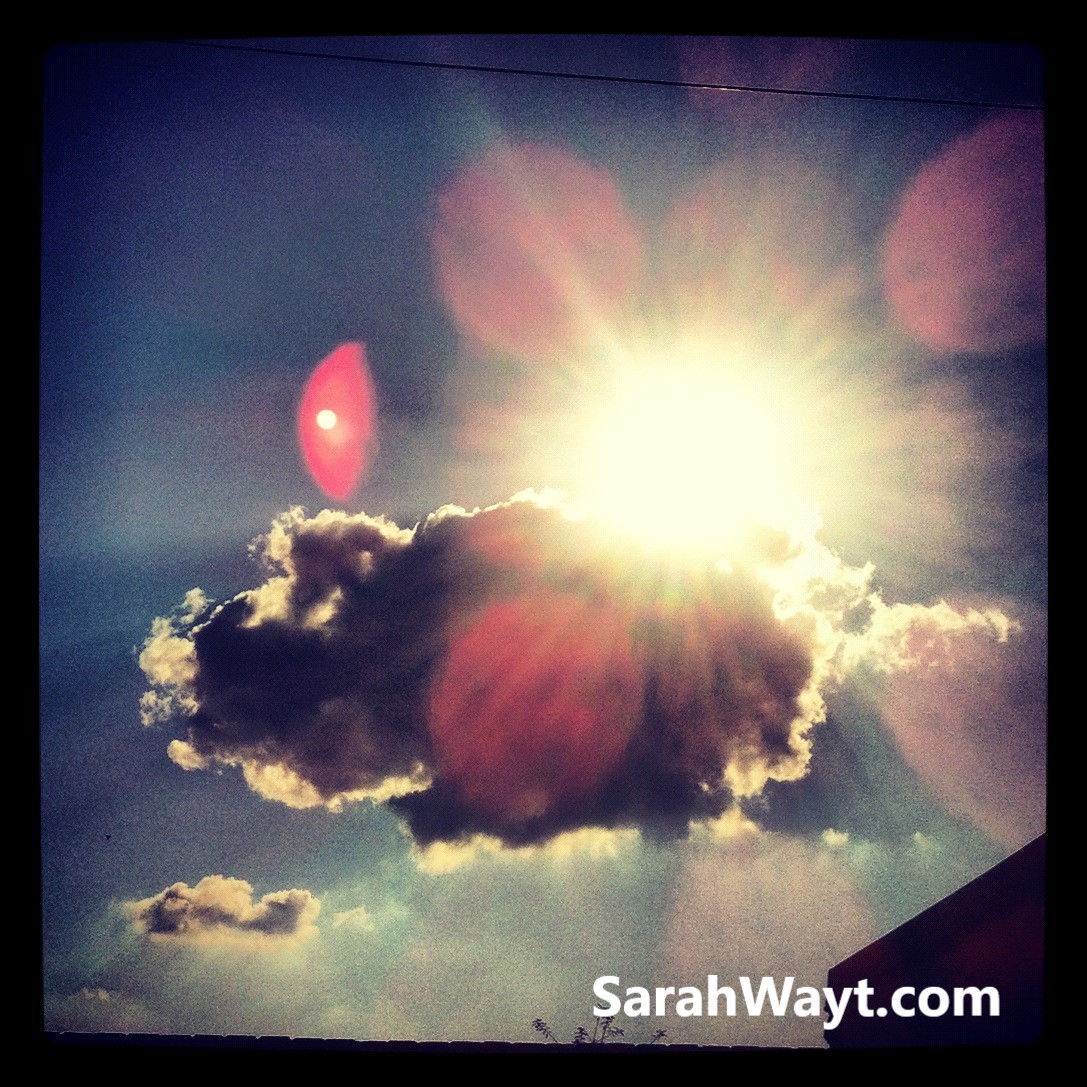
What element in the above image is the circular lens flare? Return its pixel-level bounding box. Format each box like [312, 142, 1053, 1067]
[429, 592, 642, 824]
[432, 143, 642, 361]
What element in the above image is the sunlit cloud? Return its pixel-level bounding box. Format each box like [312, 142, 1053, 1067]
[138, 590, 207, 726]
[125, 875, 320, 949]
[331, 905, 377, 931]
[139, 490, 1016, 860]
[411, 825, 641, 874]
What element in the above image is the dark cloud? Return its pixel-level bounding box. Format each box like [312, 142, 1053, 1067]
[125, 875, 320, 946]
[141, 495, 827, 844]
[140, 492, 1014, 850]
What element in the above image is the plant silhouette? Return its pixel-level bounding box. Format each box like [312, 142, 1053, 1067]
[533, 1015, 668, 1045]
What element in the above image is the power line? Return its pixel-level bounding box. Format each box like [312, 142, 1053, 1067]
[172, 39, 1043, 112]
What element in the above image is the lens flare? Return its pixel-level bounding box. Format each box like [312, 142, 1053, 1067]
[883, 111, 1046, 353]
[432, 142, 642, 361]
[587, 365, 816, 553]
[298, 343, 377, 501]
[428, 592, 642, 824]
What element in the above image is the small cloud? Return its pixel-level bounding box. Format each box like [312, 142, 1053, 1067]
[125, 875, 320, 949]
[137, 617, 200, 726]
[837, 596, 1015, 677]
[331, 905, 376, 932]
[911, 831, 940, 853]
[691, 805, 762, 842]
[180, 588, 209, 622]
[411, 826, 640, 874]
[48, 987, 153, 1034]
[822, 828, 850, 848]
[166, 739, 210, 771]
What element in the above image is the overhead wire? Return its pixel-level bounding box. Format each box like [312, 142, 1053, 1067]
[170, 39, 1044, 112]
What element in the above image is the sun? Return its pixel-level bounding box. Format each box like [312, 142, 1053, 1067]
[587, 369, 814, 553]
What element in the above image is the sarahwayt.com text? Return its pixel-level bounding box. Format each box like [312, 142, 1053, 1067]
[592, 976, 1000, 1031]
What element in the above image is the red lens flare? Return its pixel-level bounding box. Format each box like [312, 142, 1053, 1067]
[429, 592, 642, 824]
[298, 343, 377, 501]
[882, 111, 1046, 354]
[660, 157, 863, 335]
[878, 600, 1046, 851]
[432, 143, 642, 361]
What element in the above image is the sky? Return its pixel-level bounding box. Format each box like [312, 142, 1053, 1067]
[40, 36, 1046, 1048]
